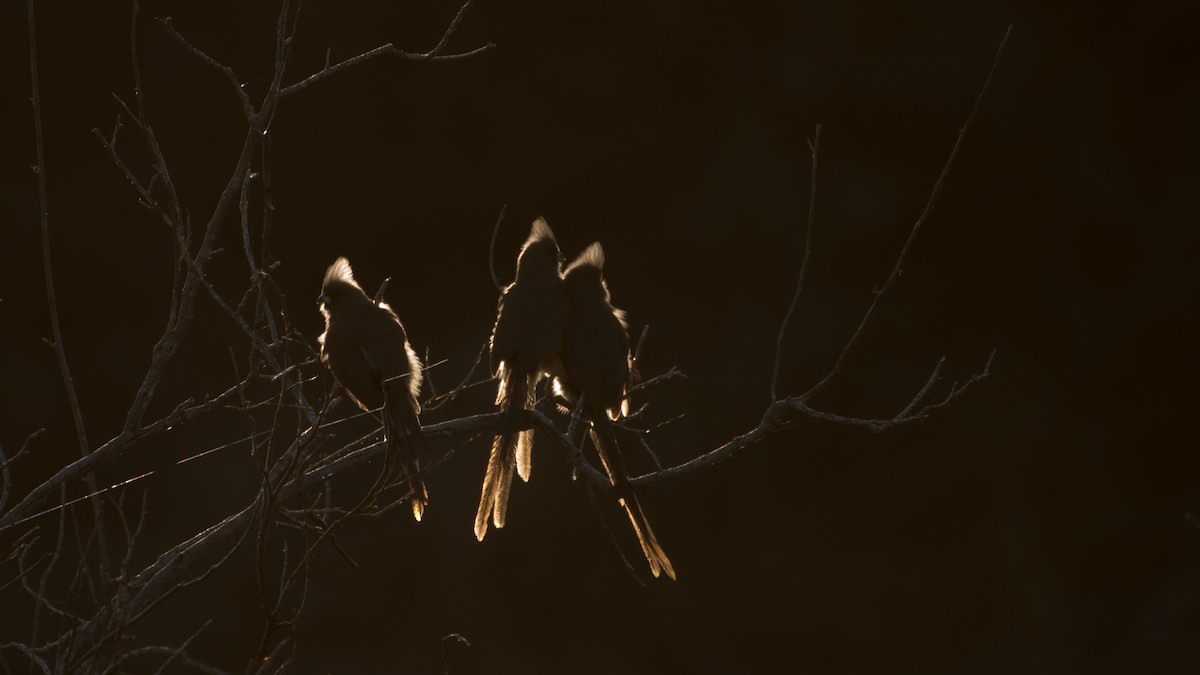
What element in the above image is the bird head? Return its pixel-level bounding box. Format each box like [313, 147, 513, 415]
[318, 257, 366, 317]
[562, 241, 606, 285]
[563, 242, 622, 319]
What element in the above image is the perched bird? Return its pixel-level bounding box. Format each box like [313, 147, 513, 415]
[475, 218, 570, 540]
[318, 257, 429, 521]
[557, 243, 676, 580]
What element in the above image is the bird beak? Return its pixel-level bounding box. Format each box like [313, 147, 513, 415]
[317, 293, 331, 308]
[556, 251, 566, 264]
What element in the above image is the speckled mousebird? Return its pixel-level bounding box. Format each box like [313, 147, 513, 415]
[319, 257, 429, 521]
[555, 242, 675, 580]
[475, 218, 570, 540]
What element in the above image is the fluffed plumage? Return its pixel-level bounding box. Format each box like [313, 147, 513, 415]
[319, 257, 429, 521]
[475, 218, 570, 540]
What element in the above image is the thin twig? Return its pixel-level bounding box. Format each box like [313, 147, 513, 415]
[802, 26, 1011, 402]
[634, 351, 994, 487]
[626, 430, 664, 471]
[628, 366, 685, 394]
[771, 123, 820, 401]
[633, 325, 650, 365]
[894, 356, 946, 420]
[281, 41, 494, 98]
[565, 394, 587, 445]
[12, 3, 505, 670]
[260, 125, 276, 270]
[423, 343, 490, 411]
[29, 0, 111, 588]
[532, 411, 609, 488]
[29, 485, 67, 667]
[241, 170, 280, 345]
[426, 0, 474, 58]
[156, 17, 256, 121]
[0, 375, 253, 533]
[582, 483, 644, 587]
[130, 0, 145, 119]
[123, 126, 262, 433]
[29, 0, 92, 502]
[489, 204, 507, 293]
[1, 431, 43, 513]
[91, 119, 172, 229]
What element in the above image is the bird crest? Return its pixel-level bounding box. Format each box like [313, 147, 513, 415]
[526, 216, 557, 246]
[564, 242, 605, 275]
[515, 218, 563, 280]
[322, 256, 363, 294]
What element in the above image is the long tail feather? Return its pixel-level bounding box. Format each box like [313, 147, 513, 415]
[514, 374, 535, 482]
[475, 371, 529, 540]
[590, 420, 676, 580]
[384, 383, 430, 522]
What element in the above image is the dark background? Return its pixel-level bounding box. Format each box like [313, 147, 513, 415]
[2, 1, 1199, 673]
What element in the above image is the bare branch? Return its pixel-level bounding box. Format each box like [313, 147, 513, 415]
[0, 374, 253, 532]
[156, 17, 257, 121]
[0, 643, 50, 675]
[240, 170, 280, 344]
[633, 325, 650, 366]
[1, 431, 42, 513]
[261, 0, 297, 117]
[626, 430, 664, 471]
[423, 343, 491, 411]
[582, 482, 644, 587]
[123, 125, 264, 433]
[100, 621, 224, 675]
[633, 351, 994, 487]
[565, 394, 587, 445]
[532, 411, 610, 489]
[628, 366, 685, 395]
[489, 204, 507, 293]
[894, 356, 946, 420]
[6, 4, 1010, 670]
[29, 0, 92, 503]
[9, 2, 506, 670]
[130, 0, 145, 119]
[426, 0, 474, 58]
[29, 485, 68, 664]
[29, 0, 113, 590]
[281, 41, 494, 98]
[57, 409, 504, 669]
[802, 26, 1011, 403]
[91, 120, 172, 230]
[772, 123, 820, 401]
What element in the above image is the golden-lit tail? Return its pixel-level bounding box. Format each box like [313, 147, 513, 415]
[590, 417, 676, 580]
[383, 382, 430, 522]
[475, 369, 534, 540]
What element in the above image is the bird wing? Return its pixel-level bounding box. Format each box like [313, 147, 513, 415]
[563, 297, 629, 413]
[321, 320, 384, 413]
[358, 310, 421, 405]
[491, 279, 569, 376]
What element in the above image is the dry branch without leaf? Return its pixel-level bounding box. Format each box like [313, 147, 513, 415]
[3, 1, 1007, 671]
